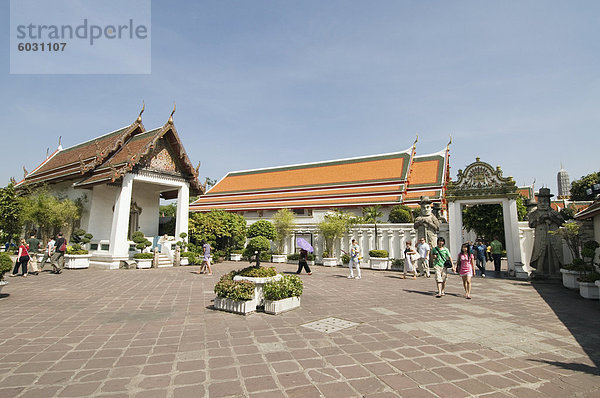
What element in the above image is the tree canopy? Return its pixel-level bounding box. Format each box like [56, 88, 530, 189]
[388, 204, 413, 223]
[570, 171, 600, 200]
[189, 210, 247, 252]
[272, 209, 295, 254]
[247, 219, 276, 241]
[462, 196, 527, 243]
[317, 211, 356, 256]
[0, 183, 23, 243]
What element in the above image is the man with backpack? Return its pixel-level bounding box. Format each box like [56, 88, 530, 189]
[50, 232, 67, 274]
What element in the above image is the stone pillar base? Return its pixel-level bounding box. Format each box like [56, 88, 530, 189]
[514, 262, 531, 280]
[89, 254, 130, 270]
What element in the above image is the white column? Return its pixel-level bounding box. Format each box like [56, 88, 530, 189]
[503, 198, 523, 275]
[109, 173, 134, 256]
[448, 201, 462, 260]
[399, 229, 407, 259]
[174, 183, 190, 240]
[386, 230, 394, 258]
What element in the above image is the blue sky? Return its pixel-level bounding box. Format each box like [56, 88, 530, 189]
[2, 0, 599, 194]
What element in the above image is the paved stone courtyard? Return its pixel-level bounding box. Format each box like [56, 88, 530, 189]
[0, 261, 599, 398]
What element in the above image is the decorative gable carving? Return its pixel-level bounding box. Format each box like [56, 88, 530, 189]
[147, 141, 178, 173]
[447, 157, 517, 200]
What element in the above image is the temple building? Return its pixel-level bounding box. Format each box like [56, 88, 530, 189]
[15, 108, 203, 269]
[190, 141, 451, 225]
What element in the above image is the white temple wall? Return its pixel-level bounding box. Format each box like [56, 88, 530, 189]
[86, 184, 120, 241]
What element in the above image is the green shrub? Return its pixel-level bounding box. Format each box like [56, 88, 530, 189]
[66, 245, 88, 255]
[247, 220, 276, 240]
[388, 205, 413, 223]
[323, 251, 330, 258]
[134, 252, 154, 259]
[0, 253, 13, 280]
[236, 265, 277, 278]
[578, 271, 600, 283]
[369, 250, 389, 258]
[247, 236, 271, 252]
[214, 274, 255, 301]
[181, 252, 197, 264]
[341, 253, 350, 264]
[392, 258, 404, 267]
[132, 231, 152, 252]
[71, 229, 93, 245]
[307, 253, 315, 261]
[231, 249, 244, 254]
[263, 275, 303, 301]
[287, 253, 300, 261]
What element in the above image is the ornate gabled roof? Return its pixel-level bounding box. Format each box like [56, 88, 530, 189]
[16, 111, 203, 196]
[446, 157, 517, 201]
[190, 144, 449, 212]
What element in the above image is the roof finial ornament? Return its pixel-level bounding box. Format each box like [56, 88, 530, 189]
[58, 136, 62, 150]
[168, 102, 176, 124]
[137, 101, 145, 123]
[447, 135, 452, 149]
[10, 177, 16, 185]
[413, 134, 418, 146]
[23, 166, 28, 178]
[46, 147, 49, 158]
[195, 161, 201, 176]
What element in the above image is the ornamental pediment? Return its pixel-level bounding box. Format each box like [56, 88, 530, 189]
[447, 158, 517, 199]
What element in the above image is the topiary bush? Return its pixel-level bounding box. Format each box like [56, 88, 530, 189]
[0, 253, 13, 281]
[392, 258, 405, 267]
[214, 273, 255, 301]
[287, 253, 300, 261]
[263, 275, 303, 301]
[69, 229, 93, 254]
[181, 252, 197, 264]
[388, 205, 413, 223]
[369, 249, 389, 258]
[132, 231, 152, 252]
[236, 265, 277, 278]
[247, 220, 276, 240]
[134, 252, 154, 259]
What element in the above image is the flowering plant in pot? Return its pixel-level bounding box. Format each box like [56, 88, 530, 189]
[263, 274, 303, 314]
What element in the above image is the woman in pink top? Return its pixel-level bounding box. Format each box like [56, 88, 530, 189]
[454, 243, 474, 299]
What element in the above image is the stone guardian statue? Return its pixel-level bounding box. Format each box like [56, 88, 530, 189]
[413, 196, 441, 262]
[528, 188, 564, 276]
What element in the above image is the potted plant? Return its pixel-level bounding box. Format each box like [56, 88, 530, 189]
[341, 253, 350, 267]
[263, 274, 303, 314]
[232, 264, 282, 304]
[64, 229, 93, 269]
[177, 233, 189, 265]
[287, 253, 300, 264]
[180, 251, 197, 265]
[213, 272, 257, 314]
[0, 253, 13, 295]
[230, 249, 243, 262]
[560, 259, 586, 289]
[369, 249, 389, 270]
[133, 252, 153, 268]
[391, 258, 405, 271]
[307, 253, 315, 266]
[317, 211, 355, 266]
[578, 271, 600, 299]
[272, 209, 295, 263]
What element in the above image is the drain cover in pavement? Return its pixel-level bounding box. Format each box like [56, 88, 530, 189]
[302, 317, 359, 333]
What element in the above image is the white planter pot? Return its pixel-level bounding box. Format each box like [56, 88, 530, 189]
[0, 280, 7, 294]
[370, 257, 389, 270]
[234, 274, 283, 304]
[307, 260, 315, 266]
[214, 296, 257, 314]
[230, 253, 242, 262]
[560, 268, 582, 289]
[271, 254, 286, 263]
[322, 257, 338, 267]
[64, 254, 92, 269]
[579, 281, 600, 299]
[287, 259, 298, 264]
[180, 257, 189, 266]
[264, 296, 301, 315]
[136, 259, 152, 269]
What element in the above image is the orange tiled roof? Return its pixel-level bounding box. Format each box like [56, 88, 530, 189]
[190, 147, 449, 212]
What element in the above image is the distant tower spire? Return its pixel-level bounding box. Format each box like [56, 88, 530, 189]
[557, 164, 570, 199]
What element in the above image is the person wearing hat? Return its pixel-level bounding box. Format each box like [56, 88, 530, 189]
[528, 188, 564, 276]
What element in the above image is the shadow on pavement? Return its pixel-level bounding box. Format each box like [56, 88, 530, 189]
[531, 280, 600, 376]
[0, 293, 9, 299]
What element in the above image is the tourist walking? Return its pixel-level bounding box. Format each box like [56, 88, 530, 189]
[26, 231, 41, 275]
[403, 241, 418, 279]
[296, 249, 312, 275]
[195, 241, 212, 275]
[416, 237, 431, 277]
[474, 240, 487, 277]
[10, 238, 31, 278]
[348, 239, 362, 279]
[39, 237, 55, 271]
[456, 243, 475, 299]
[431, 237, 453, 298]
[490, 236, 503, 277]
[50, 233, 67, 274]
